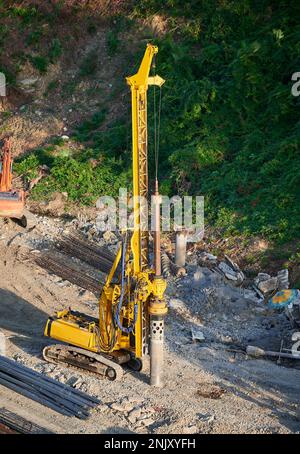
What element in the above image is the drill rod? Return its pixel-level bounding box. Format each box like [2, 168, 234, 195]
[150, 179, 165, 387]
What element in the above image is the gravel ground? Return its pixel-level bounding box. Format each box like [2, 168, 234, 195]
[0, 216, 299, 434]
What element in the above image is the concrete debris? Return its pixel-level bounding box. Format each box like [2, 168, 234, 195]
[198, 413, 215, 424]
[72, 378, 87, 391]
[277, 269, 289, 290]
[127, 407, 141, 424]
[218, 262, 237, 281]
[35, 363, 56, 374]
[53, 371, 68, 384]
[191, 327, 205, 342]
[252, 285, 265, 302]
[253, 270, 290, 294]
[255, 272, 271, 282]
[12, 354, 26, 364]
[198, 252, 218, 264]
[111, 400, 135, 413]
[17, 77, 39, 93]
[224, 255, 243, 273]
[218, 261, 244, 284]
[257, 277, 278, 294]
[243, 288, 263, 304]
[110, 398, 160, 429]
[140, 417, 155, 427]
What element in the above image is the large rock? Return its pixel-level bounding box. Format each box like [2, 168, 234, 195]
[254, 273, 271, 285]
[257, 277, 278, 294]
[218, 261, 244, 284]
[17, 77, 39, 93]
[191, 327, 205, 342]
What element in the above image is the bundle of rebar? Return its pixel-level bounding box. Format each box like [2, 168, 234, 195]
[0, 355, 100, 419]
[56, 234, 116, 274]
[0, 408, 52, 434]
[35, 253, 103, 296]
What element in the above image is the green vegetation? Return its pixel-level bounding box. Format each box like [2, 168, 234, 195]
[14, 132, 131, 205]
[134, 0, 300, 244]
[2, 1, 299, 249]
[79, 50, 98, 77]
[32, 155, 130, 204]
[0, 3, 76, 83]
[49, 38, 63, 63]
[29, 55, 48, 73]
[106, 30, 120, 56]
[26, 29, 44, 46]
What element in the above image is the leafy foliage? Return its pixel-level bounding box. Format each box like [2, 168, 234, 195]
[134, 0, 300, 243]
[15, 142, 131, 205]
[32, 156, 130, 204]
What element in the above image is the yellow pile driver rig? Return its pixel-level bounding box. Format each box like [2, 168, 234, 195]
[43, 44, 168, 386]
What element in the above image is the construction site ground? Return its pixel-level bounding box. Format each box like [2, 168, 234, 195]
[0, 216, 300, 435]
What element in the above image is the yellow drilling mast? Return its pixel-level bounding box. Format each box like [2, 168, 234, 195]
[43, 44, 168, 386]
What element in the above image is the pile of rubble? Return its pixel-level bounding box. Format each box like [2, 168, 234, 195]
[110, 397, 160, 431]
[165, 247, 299, 349]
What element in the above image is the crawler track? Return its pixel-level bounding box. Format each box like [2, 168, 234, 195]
[43, 345, 125, 381]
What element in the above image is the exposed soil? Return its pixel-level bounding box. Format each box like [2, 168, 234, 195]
[0, 216, 299, 434]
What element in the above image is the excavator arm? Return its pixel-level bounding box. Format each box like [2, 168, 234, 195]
[0, 138, 13, 192]
[0, 138, 36, 228]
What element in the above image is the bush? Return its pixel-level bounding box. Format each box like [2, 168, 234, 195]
[49, 38, 62, 63]
[30, 55, 48, 73]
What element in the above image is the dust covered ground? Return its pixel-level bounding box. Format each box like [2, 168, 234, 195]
[0, 217, 300, 434]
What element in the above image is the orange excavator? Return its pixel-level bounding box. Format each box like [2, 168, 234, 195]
[0, 137, 36, 228]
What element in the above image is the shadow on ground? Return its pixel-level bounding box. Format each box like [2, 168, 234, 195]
[166, 309, 300, 433]
[0, 288, 51, 357]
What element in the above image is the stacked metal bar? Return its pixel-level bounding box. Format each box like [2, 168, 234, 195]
[35, 253, 103, 295]
[56, 234, 116, 273]
[0, 408, 53, 434]
[0, 355, 100, 419]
